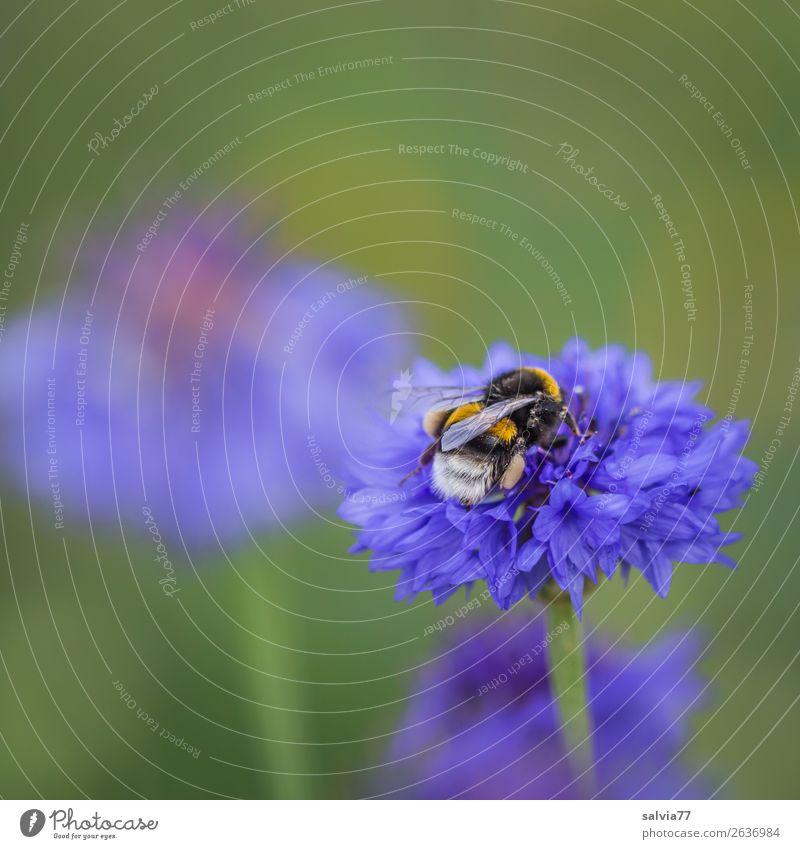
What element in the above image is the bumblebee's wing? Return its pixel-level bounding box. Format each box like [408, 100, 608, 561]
[401, 385, 486, 412]
[440, 396, 537, 451]
[418, 390, 489, 438]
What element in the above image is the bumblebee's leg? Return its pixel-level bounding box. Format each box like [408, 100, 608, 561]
[562, 409, 597, 443]
[562, 408, 581, 436]
[534, 435, 568, 461]
[419, 440, 439, 466]
[500, 439, 528, 490]
[399, 439, 439, 485]
[500, 454, 525, 490]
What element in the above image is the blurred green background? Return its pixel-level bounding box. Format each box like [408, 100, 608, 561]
[1, 0, 799, 799]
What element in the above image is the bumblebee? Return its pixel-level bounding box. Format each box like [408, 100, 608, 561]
[408, 367, 593, 506]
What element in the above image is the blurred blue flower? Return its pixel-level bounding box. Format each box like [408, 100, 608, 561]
[0, 207, 408, 551]
[379, 616, 707, 799]
[340, 340, 755, 614]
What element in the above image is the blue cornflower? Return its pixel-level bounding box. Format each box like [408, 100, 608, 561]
[378, 616, 707, 799]
[340, 340, 755, 615]
[0, 207, 408, 550]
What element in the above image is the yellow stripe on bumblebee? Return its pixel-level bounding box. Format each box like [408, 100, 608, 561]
[487, 417, 517, 444]
[521, 366, 562, 401]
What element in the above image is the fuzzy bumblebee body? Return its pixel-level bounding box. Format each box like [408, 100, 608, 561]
[419, 367, 588, 506]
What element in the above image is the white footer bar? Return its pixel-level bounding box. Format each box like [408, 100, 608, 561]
[2, 799, 797, 847]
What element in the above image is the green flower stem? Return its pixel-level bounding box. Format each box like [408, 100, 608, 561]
[546, 602, 595, 793]
[239, 561, 309, 799]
